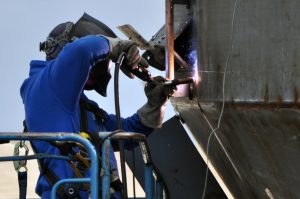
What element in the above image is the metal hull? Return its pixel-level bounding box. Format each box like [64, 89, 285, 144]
[171, 0, 300, 198]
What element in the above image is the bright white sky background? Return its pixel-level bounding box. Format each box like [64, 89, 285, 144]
[0, 0, 174, 132]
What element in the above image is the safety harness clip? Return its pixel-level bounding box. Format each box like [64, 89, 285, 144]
[13, 141, 29, 172]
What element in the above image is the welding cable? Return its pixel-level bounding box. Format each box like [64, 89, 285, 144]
[114, 53, 170, 199]
[99, 130, 124, 146]
[114, 52, 129, 199]
[197, 0, 241, 198]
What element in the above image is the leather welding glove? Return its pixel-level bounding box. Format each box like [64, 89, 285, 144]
[105, 36, 148, 78]
[138, 76, 175, 129]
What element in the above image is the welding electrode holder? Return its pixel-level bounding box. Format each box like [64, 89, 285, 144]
[124, 61, 194, 100]
[160, 77, 194, 100]
[162, 77, 194, 100]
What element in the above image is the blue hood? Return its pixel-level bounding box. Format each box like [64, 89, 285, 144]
[20, 60, 50, 101]
[28, 60, 50, 76]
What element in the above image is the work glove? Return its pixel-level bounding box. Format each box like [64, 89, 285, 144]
[138, 76, 175, 129]
[105, 36, 148, 79]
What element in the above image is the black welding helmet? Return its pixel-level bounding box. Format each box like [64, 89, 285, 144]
[40, 13, 118, 97]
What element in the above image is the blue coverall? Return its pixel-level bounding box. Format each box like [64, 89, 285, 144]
[20, 35, 152, 198]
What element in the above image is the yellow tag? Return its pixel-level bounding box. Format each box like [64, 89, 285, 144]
[79, 132, 91, 140]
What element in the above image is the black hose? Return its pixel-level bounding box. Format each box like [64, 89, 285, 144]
[113, 53, 170, 199]
[114, 52, 128, 199]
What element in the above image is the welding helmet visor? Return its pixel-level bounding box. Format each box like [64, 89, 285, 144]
[72, 13, 118, 96]
[72, 12, 117, 39]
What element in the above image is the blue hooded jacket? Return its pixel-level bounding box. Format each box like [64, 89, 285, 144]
[20, 35, 152, 198]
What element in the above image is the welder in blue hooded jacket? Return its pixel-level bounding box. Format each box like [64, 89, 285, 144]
[20, 14, 174, 199]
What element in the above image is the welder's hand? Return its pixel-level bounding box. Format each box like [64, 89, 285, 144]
[145, 76, 175, 106]
[138, 76, 175, 129]
[105, 37, 149, 78]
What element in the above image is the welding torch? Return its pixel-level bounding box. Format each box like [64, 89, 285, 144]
[129, 65, 194, 87]
[120, 52, 194, 99]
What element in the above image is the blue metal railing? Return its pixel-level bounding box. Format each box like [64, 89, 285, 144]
[0, 132, 167, 199]
[98, 132, 168, 199]
[0, 132, 99, 199]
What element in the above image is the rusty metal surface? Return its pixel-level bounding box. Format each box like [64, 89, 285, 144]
[165, 0, 175, 79]
[171, 98, 300, 199]
[146, 4, 191, 48]
[194, 0, 300, 104]
[142, 4, 191, 71]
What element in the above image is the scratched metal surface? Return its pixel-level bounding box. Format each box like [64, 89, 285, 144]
[169, 0, 300, 199]
[171, 98, 300, 199]
[194, 0, 300, 103]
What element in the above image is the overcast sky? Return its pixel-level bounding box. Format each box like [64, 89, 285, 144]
[0, 0, 175, 132]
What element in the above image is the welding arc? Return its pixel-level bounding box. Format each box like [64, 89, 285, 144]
[198, 0, 241, 199]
